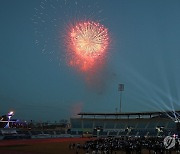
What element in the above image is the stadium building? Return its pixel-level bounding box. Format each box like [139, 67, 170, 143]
[70, 110, 180, 137]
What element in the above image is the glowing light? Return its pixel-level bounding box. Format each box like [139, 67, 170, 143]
[66, 21, 109, 71]
[8, 111, 14, 116]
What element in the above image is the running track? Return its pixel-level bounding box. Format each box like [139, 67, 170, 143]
[0, 137, 91, 146]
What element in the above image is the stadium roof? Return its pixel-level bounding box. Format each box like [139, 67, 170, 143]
[77, 110, 180, 119]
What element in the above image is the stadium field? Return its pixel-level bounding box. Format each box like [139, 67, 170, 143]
[0, 138, 177, 154]
[0, 138, 91, 154]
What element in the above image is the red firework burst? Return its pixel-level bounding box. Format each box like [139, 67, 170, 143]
[66, 21, 109, 71]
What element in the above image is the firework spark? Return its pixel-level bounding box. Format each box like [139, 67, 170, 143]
[66, 21, 109, 71]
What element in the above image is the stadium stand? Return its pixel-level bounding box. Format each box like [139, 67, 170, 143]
[70, 110, 180, 138]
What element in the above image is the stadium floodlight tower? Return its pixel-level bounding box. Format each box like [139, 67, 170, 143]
[4, 111, 14, 128]
[118, 84, 124, 113]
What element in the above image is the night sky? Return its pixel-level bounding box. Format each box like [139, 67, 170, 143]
[0, 0, 180, 121]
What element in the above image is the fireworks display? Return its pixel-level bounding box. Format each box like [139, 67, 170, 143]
[67, 21, 109, 71]
[33, 0, 110, 72]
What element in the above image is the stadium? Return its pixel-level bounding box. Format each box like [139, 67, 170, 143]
[70, 85, 180, 139]
[70, 111, 180, 138]
[1, 110, 180, 153]
[1, 110, 180, 138]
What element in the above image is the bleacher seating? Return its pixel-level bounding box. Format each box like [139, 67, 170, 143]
[157, 120, 168, 128]
[70, 115, 178, 138]
[126, 121, 137, 128]
[147, 129, 157, 136]
[116, 122, 126, 129]
[105, 122, 115, 129]
[108, 131, 118, 136]
[118, 130, 128, 136]
[136, 129, 148, 137]
[128, 129, 138, 136]
[136, 121, 148, 129]
[147, 121, 158, 129]
[166, 121, 176, 129]
[83, 120, 93, 128]
[94, 121, 104, 128]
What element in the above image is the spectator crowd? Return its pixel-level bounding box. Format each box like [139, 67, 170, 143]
[69, 137, 180, 154]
